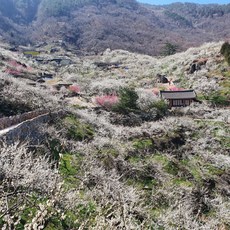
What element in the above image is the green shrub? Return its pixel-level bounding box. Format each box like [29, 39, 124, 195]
[220, 42, 230, 56]
[207, 91, 229, 106]
[133, 139, 153, 150]
[59, 154, 77, 177]
[48, 139, 63, 162]
[220, 42, 230, 65]
[161, 42, 179, 56]
[151, 100, 169, 118]
[164, 161, 179, 175]
[63, 116, 94, 141]
[113, 87, 138, 114]
[225, 53, 230, 66]
[44, 203, 97, 229]
[59, 153, 83, 186]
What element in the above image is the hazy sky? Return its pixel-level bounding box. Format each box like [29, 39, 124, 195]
[137, 0, 230, 4]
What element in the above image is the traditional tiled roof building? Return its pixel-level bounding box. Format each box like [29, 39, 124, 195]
[160, 90, 197, 108]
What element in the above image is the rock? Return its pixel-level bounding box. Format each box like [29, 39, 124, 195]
[156, 73, 169, 83]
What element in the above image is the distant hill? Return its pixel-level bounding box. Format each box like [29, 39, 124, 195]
[0, 0, 230, 55]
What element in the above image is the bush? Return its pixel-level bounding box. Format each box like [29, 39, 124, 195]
[220, 42, 230, 65]
[208, 91, 229, 106]
[151, 100, 169, 118]
[95, 94, 119, 109]
[113, 87, 138, 114]
[161, 42, 179, 56]
[220, 42, 230, 56]
[133, 138, 153, 150]
[63, 116, 94, 141]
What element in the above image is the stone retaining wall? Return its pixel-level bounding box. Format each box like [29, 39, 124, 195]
[0, 109, 49, 130]
[0, 110, 66, 145]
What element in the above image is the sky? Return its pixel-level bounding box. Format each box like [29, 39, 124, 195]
[137, 0, 230, 4]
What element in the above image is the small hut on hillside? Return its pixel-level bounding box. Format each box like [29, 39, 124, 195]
[160, 90, 197, 108]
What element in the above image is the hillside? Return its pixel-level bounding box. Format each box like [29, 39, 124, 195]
[0, 0, 230, 55]
[0, 40, 229, 229]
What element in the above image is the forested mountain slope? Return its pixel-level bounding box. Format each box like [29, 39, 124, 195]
[0, 0, 230, 55]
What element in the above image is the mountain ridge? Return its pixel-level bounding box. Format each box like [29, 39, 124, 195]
[0, 0, 230, 55]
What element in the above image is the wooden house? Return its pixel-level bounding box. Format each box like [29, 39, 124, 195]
[160, 90, 197, 108]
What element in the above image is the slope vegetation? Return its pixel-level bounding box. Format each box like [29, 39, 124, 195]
[0, 40, 229, 229]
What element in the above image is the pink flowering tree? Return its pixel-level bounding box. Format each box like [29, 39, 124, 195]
[69, 84, 81, 94]
[95, 94, 119, 109]
[152, 88, 160, 95]
[5, 60, 32, 76]
[5, 69, 22, 76]
[168, 86, 184, 91]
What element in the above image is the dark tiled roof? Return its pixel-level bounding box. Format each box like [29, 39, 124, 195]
[160, 90, 196, 99]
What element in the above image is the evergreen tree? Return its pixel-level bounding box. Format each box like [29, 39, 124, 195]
[220, 42, 230, 65]
[161, 42, 178, 56]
